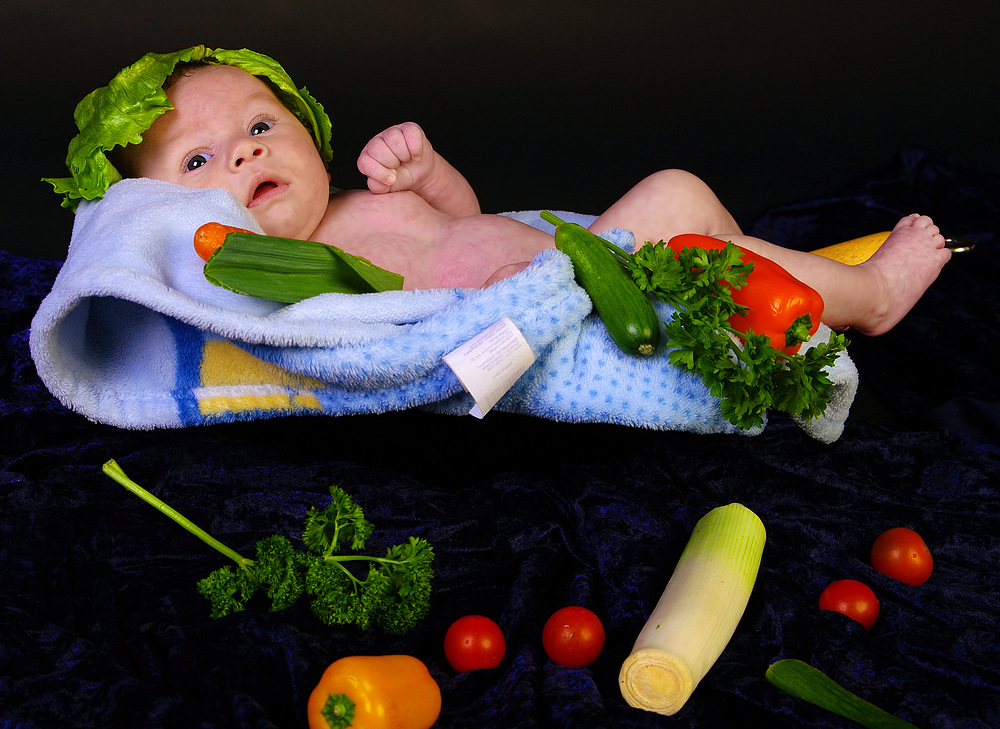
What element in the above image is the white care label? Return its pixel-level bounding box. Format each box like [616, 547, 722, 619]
[442, 316, 536, 418]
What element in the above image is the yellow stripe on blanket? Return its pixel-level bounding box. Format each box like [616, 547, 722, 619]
[195, 339, 323, 416]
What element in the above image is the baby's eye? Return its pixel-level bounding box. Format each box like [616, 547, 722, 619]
[250, 120, 273, 136]
[185, 153, 213, 172]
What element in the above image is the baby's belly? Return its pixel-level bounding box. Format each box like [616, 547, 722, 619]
[416, 215, 554, 289]
[322, 190, 553, 289]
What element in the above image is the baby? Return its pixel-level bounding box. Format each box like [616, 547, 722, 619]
[50, 47, 950, 336]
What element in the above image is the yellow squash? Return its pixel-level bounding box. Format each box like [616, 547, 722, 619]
[811, 230, 972, 264]
[810, 232, 891, 265]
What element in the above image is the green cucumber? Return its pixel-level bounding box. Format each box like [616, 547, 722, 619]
[541, 212, 661, 356]
[765, 659, 920, 729]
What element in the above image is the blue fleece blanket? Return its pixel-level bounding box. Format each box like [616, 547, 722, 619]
[28, 179, 857, 441]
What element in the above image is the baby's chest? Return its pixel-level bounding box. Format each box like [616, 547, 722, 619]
[315, 190, 453, 276]
[320, 190, 442, 244]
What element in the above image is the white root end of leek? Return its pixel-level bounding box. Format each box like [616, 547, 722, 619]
[619, 502, 766, 716]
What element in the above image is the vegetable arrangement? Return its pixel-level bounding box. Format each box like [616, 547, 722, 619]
[308, 655, 441, 729]
[628, 235, 846, 429]
[619, 503, 766, 716]
[541, 212, 847, 430]
[767, 527, 936, 727]
[99, 456, 936, 725]
[102, 460, 433, 633]
[99, 453, 939, 725]
[818, 526, 934, 630]
[663, 233, 823, 356]
[195, 222, 404, 302]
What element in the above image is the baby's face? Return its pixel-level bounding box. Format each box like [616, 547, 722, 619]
[131, 64, 330, 240]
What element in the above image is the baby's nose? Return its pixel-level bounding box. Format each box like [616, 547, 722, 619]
[234, 147, 264, 168]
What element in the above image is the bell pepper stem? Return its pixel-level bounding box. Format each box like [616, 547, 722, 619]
[784, 314, 814, 350]
[320, 693, 357, 729]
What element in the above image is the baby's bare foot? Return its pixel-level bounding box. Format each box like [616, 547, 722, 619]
[853, 214, 951, 335]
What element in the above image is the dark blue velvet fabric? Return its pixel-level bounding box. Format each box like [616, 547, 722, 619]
[2, 149, 998, 728]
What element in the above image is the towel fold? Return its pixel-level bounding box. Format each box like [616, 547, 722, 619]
[29, 179, 857, 441]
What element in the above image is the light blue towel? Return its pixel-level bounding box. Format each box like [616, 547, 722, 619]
[29, 179, 857, 441]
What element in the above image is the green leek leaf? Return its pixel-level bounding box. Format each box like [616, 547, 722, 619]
[203, 232, 404, 303]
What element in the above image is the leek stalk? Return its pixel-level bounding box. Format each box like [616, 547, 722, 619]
[204, 232, 404, 303]
[619, 503, 766, 715]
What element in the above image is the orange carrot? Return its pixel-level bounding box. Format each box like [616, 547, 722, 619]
[194, 222, 255, 261]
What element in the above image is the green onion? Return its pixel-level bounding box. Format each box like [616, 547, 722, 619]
[766, 659, 920, 729]
[619, 503, 766, 715]
[204, 232, 404, 303]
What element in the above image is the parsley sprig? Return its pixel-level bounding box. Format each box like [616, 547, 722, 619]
[624, 240, 848, 430]
[103, 460, 433, 634]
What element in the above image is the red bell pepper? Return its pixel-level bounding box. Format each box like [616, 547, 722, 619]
[667, 233, 824, 355]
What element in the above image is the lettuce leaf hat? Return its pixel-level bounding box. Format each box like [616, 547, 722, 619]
[45, 45, 333, 211]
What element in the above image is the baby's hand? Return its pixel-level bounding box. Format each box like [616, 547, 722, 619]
[358, 122, 437, 194]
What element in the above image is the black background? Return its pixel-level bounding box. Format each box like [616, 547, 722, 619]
[8, 1, 1000, 261]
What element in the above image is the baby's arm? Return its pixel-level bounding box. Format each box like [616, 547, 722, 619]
[357, 122, 480, 218]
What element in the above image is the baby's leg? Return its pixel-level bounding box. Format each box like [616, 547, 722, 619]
[477, 171, 738, 288]
[590, 169, 744, 243]
[591, 170, 950, 335]
[714, 215, 950, 335]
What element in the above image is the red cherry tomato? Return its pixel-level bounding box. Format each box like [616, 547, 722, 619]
[870, 527, 933, 586]
[443, 615, 506, 672]
[819, 579, 880, 631]
[541, 606, 606, 667]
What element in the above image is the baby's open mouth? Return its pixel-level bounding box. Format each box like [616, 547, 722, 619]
[252, 181, 278, 201]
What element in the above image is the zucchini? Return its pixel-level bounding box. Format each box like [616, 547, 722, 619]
[541, 211, 661, 356]
[765, 659, 920, 729]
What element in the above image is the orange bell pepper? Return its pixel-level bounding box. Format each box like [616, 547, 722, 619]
[668, 233, 824, 355]
[307, 655, 441, 729]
